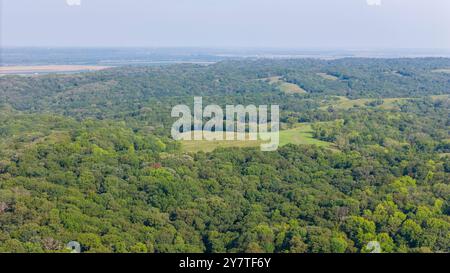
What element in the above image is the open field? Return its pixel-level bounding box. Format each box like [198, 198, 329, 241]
[317, 72, 339, 80]
[278, 123, 333, 147]
[180, 123, 333, 152]
[432, 68, 450, 74]
[262, 76, 307, 94]
[321, 95, 450, 111]
[430, 94, 450, 100]
[264, 76, 283, 84]
[320, 96, 412, 110]
[0, 65, 111, 75]
[279, 82, 307, 94]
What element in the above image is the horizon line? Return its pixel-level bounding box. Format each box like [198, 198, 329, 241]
[2, 46, 450, 51]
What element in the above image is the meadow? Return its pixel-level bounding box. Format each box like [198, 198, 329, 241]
[180, 123, 333, 152]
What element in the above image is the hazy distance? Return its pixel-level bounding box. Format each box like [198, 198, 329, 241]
[1, 0, 450, 49]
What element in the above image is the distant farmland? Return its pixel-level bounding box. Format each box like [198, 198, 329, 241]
[0, 65, 111, 75]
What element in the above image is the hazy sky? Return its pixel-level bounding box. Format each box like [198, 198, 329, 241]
[1, 0, 450, 48]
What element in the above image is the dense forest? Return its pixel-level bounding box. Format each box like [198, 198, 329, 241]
[0, 58, 449, 253]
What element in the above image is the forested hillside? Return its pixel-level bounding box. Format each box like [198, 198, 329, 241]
[0, 58, 449, 253]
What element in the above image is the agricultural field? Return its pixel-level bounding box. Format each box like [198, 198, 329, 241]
[180, 123, 333, 153]
[0, 65, 111, 75]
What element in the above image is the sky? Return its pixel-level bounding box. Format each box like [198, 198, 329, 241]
[1, 0, 450, 49]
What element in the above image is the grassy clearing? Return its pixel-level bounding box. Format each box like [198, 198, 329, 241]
[430, 94, 450, 100]
[264, 76, 282, 84]
[261, 76, 307, 94]
[317, 72, 339, 81]
[279, 124, 333, 147]
[179, 123, 333, 153]
[321, 96, 411, 110]
[279, 82, 307, 94]
[432, 69, 450, 74]
[322, 95, 450, 111]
